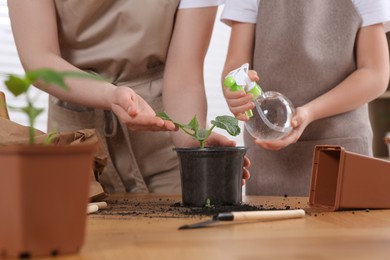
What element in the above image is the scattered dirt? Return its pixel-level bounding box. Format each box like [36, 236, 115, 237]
[93, 196, 302, 219]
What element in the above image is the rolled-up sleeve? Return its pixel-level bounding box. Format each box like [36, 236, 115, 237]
[179, 0, 225, 9]
[221, 0, 259, 26]
[353, 0, 390, 27]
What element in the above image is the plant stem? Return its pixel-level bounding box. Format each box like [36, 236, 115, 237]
[28, 126, 35, 145]
[180, 127, 194, 137]
[26, 95, 35, 145]
[208, 124, 216, 133]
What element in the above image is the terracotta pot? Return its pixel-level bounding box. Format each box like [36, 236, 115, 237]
[174, 146, 247, 207]
[309, 145, 390, 211]
[0, 143, 95, 258]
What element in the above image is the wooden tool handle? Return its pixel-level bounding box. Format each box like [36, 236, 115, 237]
[231, 209, 305, 221]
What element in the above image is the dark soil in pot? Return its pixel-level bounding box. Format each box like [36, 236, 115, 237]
[174, 146, 247, 207]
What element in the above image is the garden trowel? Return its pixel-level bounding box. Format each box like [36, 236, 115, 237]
[178, 209, 305, 230]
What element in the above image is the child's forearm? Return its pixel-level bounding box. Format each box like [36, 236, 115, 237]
[222, 22, 256, 81]
[303, 24, 389, 122]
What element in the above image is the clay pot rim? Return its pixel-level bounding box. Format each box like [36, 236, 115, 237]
[0, 143, 96, 154]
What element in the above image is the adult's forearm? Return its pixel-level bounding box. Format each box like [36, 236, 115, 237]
[8, 0, 116, 110]
[21, 54, 116, 110]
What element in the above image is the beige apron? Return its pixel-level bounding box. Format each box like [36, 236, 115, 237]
[246, 0, 373, 196]
[49, 0, 181, 193]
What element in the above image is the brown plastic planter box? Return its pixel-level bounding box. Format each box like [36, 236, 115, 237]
[309, 145, 390, 211]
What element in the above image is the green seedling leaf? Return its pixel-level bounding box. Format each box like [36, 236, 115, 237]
[186, 116, 199, 132]
[196, 129, 210, 148]
[156, 111, 186, 128]
[205, 198, 214, 208]
[61, 71, 105, 81]
[2, 68, 106, 144]
[26, 69, 68, 90]
[4, 75, 30, 97]
[21, 104, 45, 145]
[26, 69, 105, 90]
[157, 111, 241, 148]
[196, 129, 209, 141]
[211, 116, 240, 136]
[44, 131, 57, 145]
[156, 111, 171, 121]
[21, 106, 44, 120]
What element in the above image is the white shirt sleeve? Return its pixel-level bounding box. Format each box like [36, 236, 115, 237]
[220, 0, 260, 26]
[221, 0, 390, 28]
[179, 0, 225, 9]
[352, 0, 390, 27]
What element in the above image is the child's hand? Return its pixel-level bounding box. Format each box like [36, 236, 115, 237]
[223, 69, 260, 121]
[223, 87, 254, 121]
[254, 106, 312, 150]
[248, 70, 260, 82]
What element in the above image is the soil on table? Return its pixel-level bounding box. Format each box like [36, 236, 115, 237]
[93, 195, 304, 219]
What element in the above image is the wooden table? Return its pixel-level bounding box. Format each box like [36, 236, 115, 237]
[43, 193, 390, 259]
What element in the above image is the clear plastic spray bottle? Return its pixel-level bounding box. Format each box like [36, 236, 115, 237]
[224, 63, 295, 141]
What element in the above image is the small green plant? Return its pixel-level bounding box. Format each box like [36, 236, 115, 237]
[1, 68, 102, 145]
[204, 198, 214, 208]
[157, 111, 240, 148]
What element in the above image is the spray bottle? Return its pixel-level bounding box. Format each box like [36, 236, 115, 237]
[224, 63, 295, 141]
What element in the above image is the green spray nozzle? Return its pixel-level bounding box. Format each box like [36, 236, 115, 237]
[224, 75, 243, 92]
[224, 63, 263, 118]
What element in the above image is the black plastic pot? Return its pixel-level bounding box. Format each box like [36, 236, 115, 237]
[174, 146, 247, 207]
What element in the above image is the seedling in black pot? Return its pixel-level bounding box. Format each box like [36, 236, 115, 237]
[157, 111, 246, 207]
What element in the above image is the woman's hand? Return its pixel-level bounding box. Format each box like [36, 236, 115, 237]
[241, 156, 251, 186]
[111, 87, 177, 131]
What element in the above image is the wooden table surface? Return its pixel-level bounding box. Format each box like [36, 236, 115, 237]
[42, 193, 390, 260]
